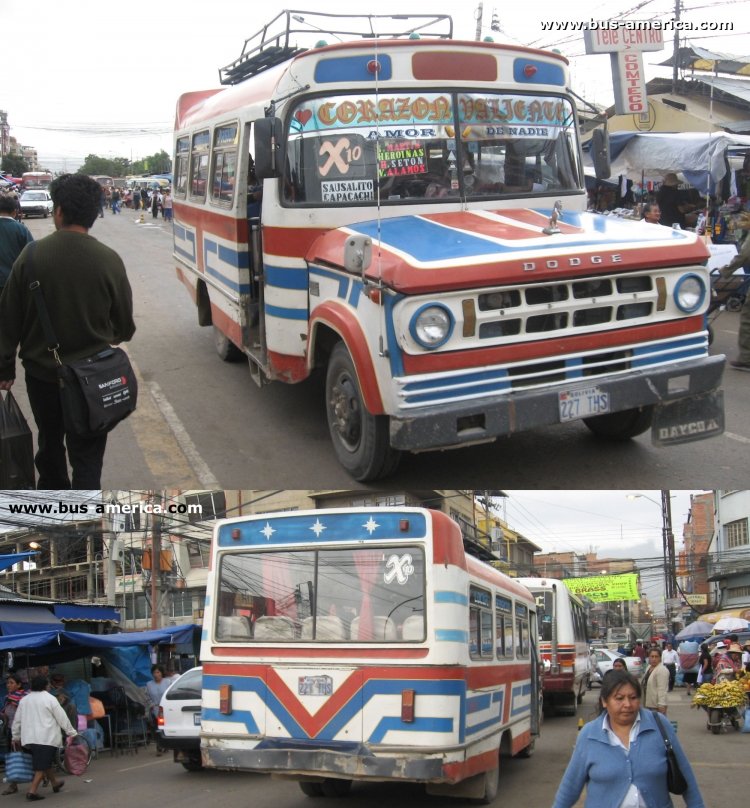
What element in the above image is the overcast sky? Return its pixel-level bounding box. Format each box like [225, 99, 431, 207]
[1, 0, 745, 172]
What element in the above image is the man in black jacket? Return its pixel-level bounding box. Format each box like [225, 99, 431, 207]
[0, 174, 136, 488]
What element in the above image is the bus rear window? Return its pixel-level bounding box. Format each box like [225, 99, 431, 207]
[216, 546, 425, 642]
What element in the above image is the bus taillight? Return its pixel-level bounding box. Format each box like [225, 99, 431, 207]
[220, 684, 233, 714]
[401, 689, 415, 723]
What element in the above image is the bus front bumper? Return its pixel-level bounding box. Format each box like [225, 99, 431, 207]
[204, 743, 444, 782]
[389, 354, 725, 451]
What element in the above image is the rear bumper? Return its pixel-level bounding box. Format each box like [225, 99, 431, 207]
[204, 744, 443, 782]
[158, 731, 200, 752]
[389, 354, 725, 450]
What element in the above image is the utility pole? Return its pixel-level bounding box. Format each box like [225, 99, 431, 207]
[672, 0, 680, 94]
[474, 2, 483, 42]
[151, 494, 162, 630]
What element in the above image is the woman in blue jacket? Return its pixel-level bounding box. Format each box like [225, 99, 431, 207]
[552, 671, 705, 808]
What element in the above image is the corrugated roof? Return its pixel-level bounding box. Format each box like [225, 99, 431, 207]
[660, 46, 750, 76]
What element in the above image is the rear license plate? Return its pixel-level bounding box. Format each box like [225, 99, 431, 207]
[558, 386, 609, 422]
[193, 712, 201, 725]
[298, 675, 333, 696]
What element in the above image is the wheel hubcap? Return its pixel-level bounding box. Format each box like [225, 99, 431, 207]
[330, 373, 361, 450]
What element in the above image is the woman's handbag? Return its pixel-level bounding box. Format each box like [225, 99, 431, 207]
[4, 750, 34, 783]
[654, 713, 688, 795]
[24, 243, 137, 438]
[63, 735, 89, 776]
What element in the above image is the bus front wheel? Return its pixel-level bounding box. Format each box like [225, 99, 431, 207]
[213, 326, 244, 362]
[583, 406, 653, 440]
[321, 779, 352, 797]
[325, 342, 400, 481]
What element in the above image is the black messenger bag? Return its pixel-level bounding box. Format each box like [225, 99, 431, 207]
[25, 243, 137, 438]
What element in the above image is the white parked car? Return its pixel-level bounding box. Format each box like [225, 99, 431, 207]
[157, 666, 202, 771]
[591, 648, 644, 683]
[20, 190, 53, 218]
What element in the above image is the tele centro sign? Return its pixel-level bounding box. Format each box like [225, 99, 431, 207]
[583, 24, 664, 115]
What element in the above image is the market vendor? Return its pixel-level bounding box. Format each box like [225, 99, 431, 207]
[713, 642, 743, 681]
[657, 173, 698, 228]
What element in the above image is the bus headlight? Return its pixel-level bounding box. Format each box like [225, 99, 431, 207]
[410, 304, 453, 349]
[673, 274, 705, 313]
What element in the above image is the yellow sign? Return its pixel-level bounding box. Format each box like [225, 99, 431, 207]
[563, 573, 639, 602]
[685, 594, 708, 606]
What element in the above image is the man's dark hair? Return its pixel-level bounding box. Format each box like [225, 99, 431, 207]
[643, 202, 659, 217]
[151, 664, 165, 675]
[49, 173, 101, 228]
[30, 675, 49, 692]
[0, 194, 17, 214]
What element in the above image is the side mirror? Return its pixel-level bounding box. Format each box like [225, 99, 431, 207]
[253, 117, 283, 179]
[344, 235, 372, 277]
[591, 128, 611, 180]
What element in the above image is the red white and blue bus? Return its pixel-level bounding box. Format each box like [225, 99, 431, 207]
[173, 11, 723, 483]
[518, 577, 590, 716]
[200, 507, 541, 801]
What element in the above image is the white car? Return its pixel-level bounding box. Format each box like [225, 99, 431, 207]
[157, 666, 202, 771]
[20, 190, 53, 218]
[591, 648, 644, 682]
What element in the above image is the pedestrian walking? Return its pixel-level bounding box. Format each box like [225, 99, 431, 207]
[144, 665, 171, 756]
[719, 211, 750, 371]
[161, 189, 173, 223]
[661, 641, 679, 691]
[0, 194, 33, 293]
[0, 174, 136, 488]
[641, 647, 669, 714]
[1, 674, 28, 795]
[10, 675, 77, 801]
[110, 188, 121, 214]
[132, 189, 141, 211]
[151, 189, 161, 219]
[551, 671, 705, 808]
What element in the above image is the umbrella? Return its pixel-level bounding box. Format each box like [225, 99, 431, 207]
[675, 620, 714, 640]
[713, 616, 750, 632]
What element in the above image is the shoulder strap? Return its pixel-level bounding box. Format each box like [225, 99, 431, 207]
[652, 711, 673, 750]
[24, 242, 62, 366]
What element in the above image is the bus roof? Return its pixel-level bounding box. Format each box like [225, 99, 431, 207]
[176, 37, 570, 132]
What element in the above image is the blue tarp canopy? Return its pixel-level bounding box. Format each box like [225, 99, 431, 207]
[0, 552, 38, 572]
[0, 604, 63, 635]
[0, 625, 200, 689]
[0, 624, 197, 653]
[52, 604, 120, 623]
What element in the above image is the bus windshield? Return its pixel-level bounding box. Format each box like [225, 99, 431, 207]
[283, 91, 581, 206]
[217, 545, 425, 642]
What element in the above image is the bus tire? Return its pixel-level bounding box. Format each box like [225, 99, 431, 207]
[321, 779, 352, 797]
[475, 764, 499, 804]
[180, 755, 203, 772]
[325, 342, 400, 481]
[299, 782, 324, 797]
[213, 326, 244, 362]
[583, 406, 653, 440]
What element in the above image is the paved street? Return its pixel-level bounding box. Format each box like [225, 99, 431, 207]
[20, 686, 747, 808]
[10, 211, 750, 489]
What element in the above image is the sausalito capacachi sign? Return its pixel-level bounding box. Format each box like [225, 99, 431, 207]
[563, 573, 640, 602]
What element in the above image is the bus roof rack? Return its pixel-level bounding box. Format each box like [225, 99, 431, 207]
[219, 9, 454, 85]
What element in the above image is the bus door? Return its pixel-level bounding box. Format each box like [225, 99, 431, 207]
[244, 122, 267, 380]
[529, 610, 541, 738]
